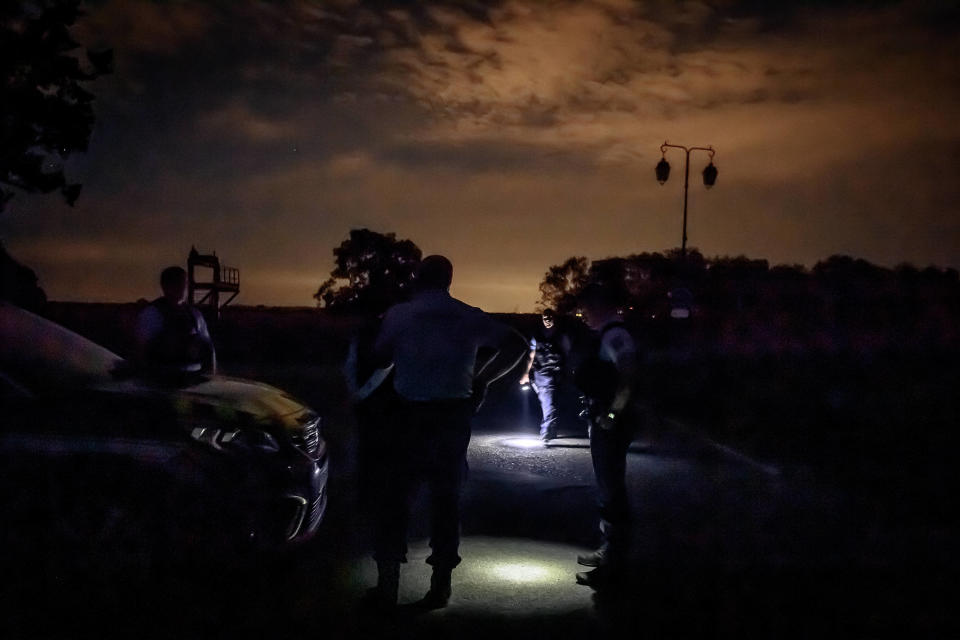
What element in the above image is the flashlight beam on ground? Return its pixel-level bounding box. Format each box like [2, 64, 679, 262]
[500, 437, 546, 449]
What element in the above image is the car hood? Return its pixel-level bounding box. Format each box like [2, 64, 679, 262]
[99, 375, 316, 431]
[176, 377, 314, 427]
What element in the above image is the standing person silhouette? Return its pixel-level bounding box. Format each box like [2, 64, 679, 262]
[135, 266, 216, 377]
[518, 308, 570, 441]
[366, 255, 527, 611]
[573, 283, 640, 588]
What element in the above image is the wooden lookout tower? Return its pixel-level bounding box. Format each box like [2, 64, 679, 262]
[187, 247, 239, 318]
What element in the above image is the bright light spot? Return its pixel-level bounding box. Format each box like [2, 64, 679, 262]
[501, 437, 545, 449]
[490, 562, 551, 583]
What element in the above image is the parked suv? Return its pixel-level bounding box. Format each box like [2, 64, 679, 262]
[0, 302, 327, 565]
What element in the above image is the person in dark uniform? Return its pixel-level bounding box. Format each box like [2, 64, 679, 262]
[573, 283, 640, 588]
[519, 308, 570, 441]
[135, 266, 216, 377]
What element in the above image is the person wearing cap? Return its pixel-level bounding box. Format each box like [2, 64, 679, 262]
[518, 308, 570, 442]
[135, 266, 216, 377]
[572, 282, 639, 588]
[367, 255, 528, 611]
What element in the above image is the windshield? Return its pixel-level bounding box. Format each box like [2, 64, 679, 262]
[0, 303, 124, 392]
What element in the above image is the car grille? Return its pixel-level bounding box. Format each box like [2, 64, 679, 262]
[291, 417, 321, 457]
[308, 486, 326, 532]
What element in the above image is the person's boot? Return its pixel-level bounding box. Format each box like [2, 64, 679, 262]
[362, 561, 399, 612]
[576, 566, 613, 589]
[419, 566, 452, 609]
[577, 541, 609, 567]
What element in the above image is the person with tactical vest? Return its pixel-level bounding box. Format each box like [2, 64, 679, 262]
[519, 308, 570, 442]
[573, 282, 639, 588]
[135, 266, 216, 377]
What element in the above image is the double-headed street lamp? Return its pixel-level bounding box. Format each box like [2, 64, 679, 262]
[655, 141, 718, 258]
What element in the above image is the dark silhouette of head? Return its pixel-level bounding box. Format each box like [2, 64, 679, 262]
[160, 266, 188, 305]
[416, 255, 453, 292]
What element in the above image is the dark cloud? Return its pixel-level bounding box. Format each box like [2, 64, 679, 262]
[378, 138, 594, 173]
[3, 0, 958, 310]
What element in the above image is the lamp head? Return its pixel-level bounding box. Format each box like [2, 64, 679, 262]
[655, 157, 671, 184]
[702, 162, 718, 188]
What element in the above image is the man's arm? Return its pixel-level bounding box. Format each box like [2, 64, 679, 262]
[344, 334, 394, 403]
[195, 311, 217, 374]
[597, 328, 638, 428]
[609, 362, 637, 416]
[475, 323, 529, 387]
[134, 306, 162, 366]
[372, 307, 399, 367]
[518, 339, 536, 385]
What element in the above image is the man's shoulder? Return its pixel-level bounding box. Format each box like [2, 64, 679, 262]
[138, 301, 163, 321]
[384, 292, 496, 330]
[408, 291, 487, 317]
[141, 297, 164, 311]
[447, 295, 487, 317]
[601, 324, 636, 353]
[381, 299, 415, 322]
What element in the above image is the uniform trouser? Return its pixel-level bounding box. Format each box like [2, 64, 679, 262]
[533, 371, 558, 436]
[355, 390, 397, 510]
[589, 418, 637, 563]
[373, 398, 474, 570]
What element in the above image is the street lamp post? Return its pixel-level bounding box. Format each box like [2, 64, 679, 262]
[655, 141, 717, 258]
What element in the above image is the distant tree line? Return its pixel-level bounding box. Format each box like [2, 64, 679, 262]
[538, 249, 960, 356]
[313, 230, 958, 358]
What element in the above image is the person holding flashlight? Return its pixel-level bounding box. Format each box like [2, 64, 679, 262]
[518, 308, 570, 442]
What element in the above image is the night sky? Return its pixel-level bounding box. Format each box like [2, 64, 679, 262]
[3, 0, 959, 311]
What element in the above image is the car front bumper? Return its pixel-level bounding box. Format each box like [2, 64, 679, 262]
[281, 450, 328, 543]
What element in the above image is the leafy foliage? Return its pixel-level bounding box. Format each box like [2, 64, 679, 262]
[537, 256, 589, 314]
[314, 228, 422, 314]
[1, 0, 112, 210]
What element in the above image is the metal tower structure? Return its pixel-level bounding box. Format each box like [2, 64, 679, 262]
[187, 247, 239, 318]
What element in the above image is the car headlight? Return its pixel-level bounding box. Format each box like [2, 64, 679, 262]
[190, 426, 280, 453]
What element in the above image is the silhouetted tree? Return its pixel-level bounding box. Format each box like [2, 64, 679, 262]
[707, 255, 769, 280]
[769, 264, 807, 281]
[0, 243, 46, 311]
[314, 228, 421, 314]
[538, 256, 589, 314]
[1, 0, 112, 210]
